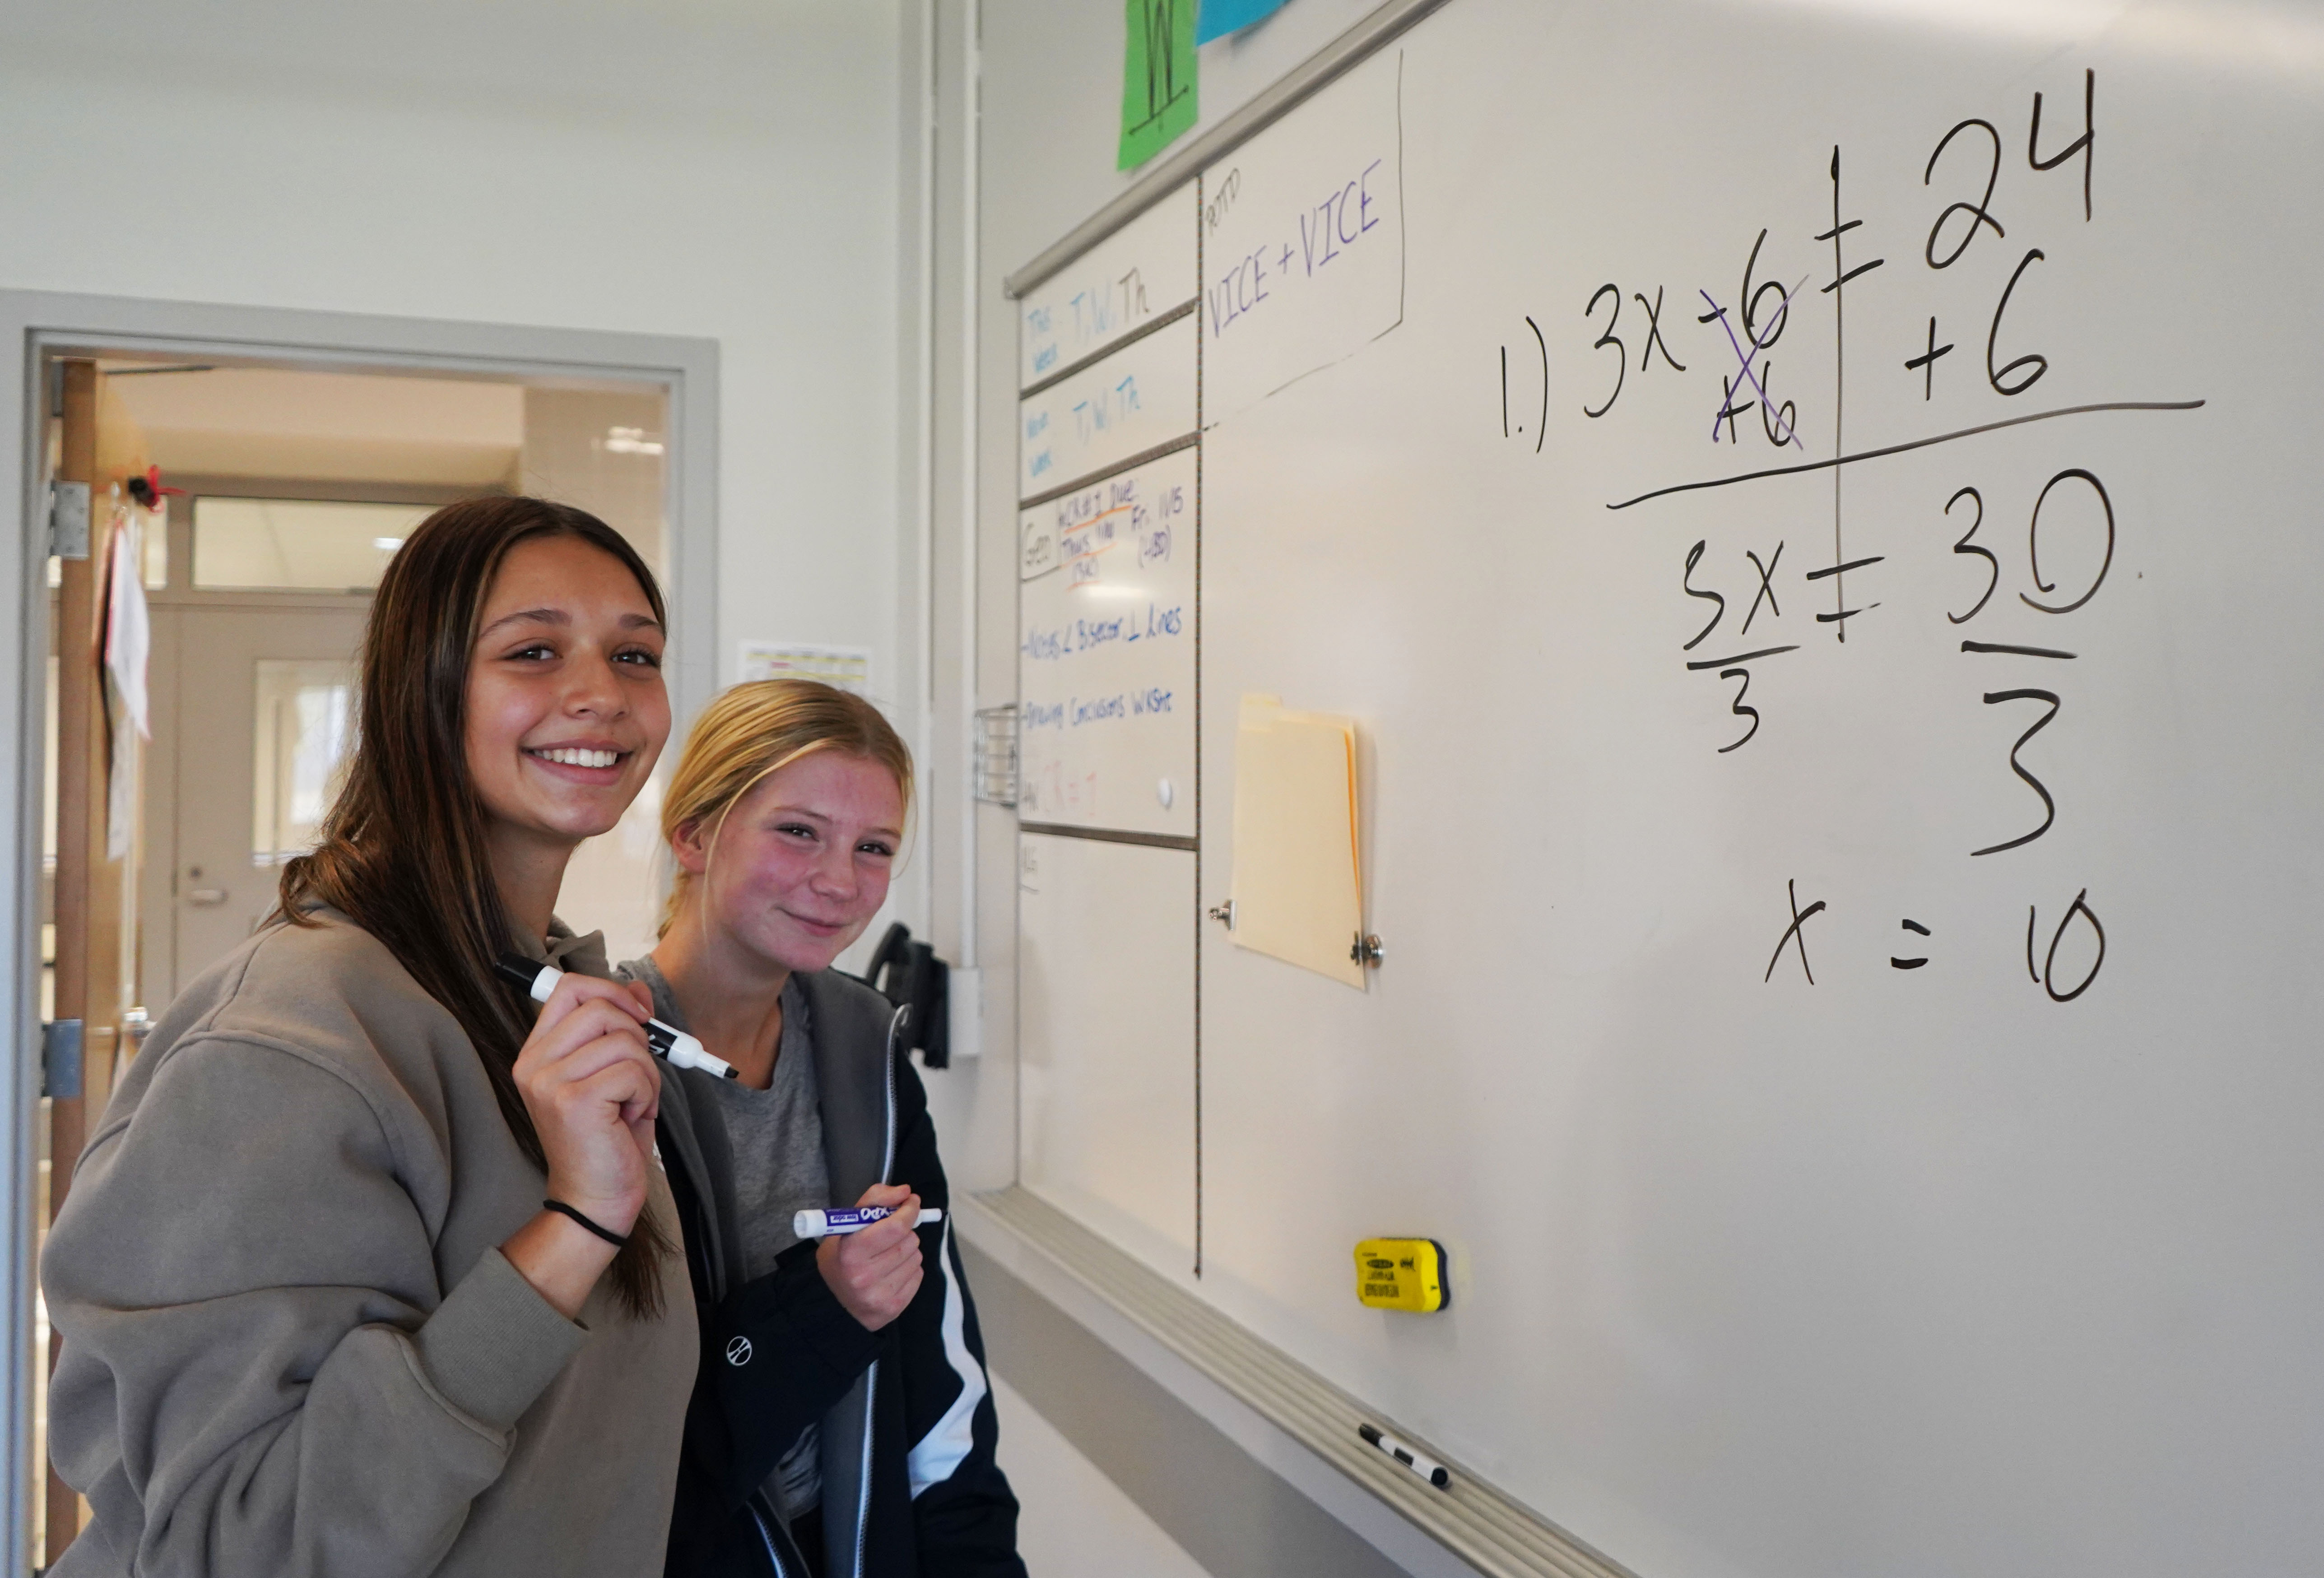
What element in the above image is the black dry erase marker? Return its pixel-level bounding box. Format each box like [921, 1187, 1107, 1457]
[1358, 1423, 1451, 1490]
[493, 954, 739, 1081]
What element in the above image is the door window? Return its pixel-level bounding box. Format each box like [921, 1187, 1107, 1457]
[194, 498, 429, 591]
[251, 660, 357, 864]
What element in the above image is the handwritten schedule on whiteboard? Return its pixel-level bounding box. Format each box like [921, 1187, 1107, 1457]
[1018, 448, 1196, 839]
[1018, 314, 1197, 501]
[1018, 189, 1197, 388]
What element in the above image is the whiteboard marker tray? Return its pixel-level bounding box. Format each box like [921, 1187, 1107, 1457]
[962, 1186, 1637, 1578]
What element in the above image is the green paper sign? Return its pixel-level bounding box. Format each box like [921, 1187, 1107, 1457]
[1120, 0, 1199, 171]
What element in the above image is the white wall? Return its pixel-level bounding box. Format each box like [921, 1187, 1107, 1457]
[980, 0, 1386, 274]
[0, 0, 914, 823]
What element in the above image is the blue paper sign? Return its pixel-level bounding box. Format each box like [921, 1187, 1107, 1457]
[1197, 0, 1289, 45]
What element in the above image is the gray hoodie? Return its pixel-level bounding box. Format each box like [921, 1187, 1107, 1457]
[40, 909, 697, 1577]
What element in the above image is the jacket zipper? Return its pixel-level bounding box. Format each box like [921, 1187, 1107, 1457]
[853, 1362, 878, 1578]
[879, 1005, 902, 1177]
[848, 1006, 906, 1578]
[747, 1495, 788, 1578]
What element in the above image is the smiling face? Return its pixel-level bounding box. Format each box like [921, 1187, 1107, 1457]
[463, 533, 670, 858]
[676, 750, 904, 977]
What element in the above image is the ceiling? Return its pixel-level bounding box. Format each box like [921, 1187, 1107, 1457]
[104, 366, 525, 487]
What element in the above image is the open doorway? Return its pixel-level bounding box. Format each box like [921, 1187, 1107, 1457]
[111, 365, 676, 1002]
[9, 299, 716, 1571]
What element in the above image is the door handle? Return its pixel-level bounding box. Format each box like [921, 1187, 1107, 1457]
[187, 887, 228, 906]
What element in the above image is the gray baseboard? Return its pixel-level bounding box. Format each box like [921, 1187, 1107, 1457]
[966, 1234, 1430, 1578]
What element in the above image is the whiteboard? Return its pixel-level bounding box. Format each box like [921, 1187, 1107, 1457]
[1016, 832, 1198, 1281]
[1018, 185, 1198, 387]
[1202, 46, 1406, 428]
[1018, 313, 1197, 499]
[1012, 3, 2324, 1575]
[1018, 446, 1197, 837]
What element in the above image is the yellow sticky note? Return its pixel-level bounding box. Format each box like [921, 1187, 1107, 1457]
[1230, 693, 1364, 988]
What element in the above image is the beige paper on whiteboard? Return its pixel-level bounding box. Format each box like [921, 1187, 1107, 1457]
[1229, 694, 1364, 988]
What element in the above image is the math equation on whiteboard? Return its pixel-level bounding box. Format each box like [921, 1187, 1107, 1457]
[1494, 68, 2203, 1003]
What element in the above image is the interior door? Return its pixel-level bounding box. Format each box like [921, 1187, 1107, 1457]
[44, 362, 149, 1565]
[155, 604, 368, 1000]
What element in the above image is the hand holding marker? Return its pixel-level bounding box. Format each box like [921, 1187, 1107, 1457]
[796, 1204, 944, 1239]
[495, 955, 739, 1081]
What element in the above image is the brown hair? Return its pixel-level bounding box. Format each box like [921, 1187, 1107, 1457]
[658, 678, 914, 937]
[279, 495, 673, 1318]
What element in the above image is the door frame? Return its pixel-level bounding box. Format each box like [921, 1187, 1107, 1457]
[0, 289, 720, 1564]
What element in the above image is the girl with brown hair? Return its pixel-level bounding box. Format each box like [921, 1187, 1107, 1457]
[42, 497, 697, 1576]
[621, 679, 1023, 1578]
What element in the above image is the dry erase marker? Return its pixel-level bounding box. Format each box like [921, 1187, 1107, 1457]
[493, 955, 739, 1081]
[1358, 1424, 1451, 1490]
[794, 1206, 945, 1239]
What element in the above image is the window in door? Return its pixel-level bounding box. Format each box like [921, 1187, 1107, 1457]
[251, 660, 358, 865]
[192, 497, 431, 592]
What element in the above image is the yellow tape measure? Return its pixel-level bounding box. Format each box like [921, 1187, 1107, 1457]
[1353, 1238, 1448, 1313]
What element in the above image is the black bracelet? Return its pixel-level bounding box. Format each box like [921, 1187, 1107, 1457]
[542, 1198, 630, 1248]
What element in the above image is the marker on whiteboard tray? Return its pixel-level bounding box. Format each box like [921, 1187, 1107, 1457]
[794, 1205, 945, 1239]
[1358, 1424, 1451, 1490]
[493, 955, 739, 1081]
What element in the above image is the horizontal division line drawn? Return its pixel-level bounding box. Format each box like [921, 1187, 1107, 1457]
[1962, 640, 2075, 659]
[1804, 555, 1882, 581]
[1604, 399, 2204, 511]
[1686, 643, 1799, 671]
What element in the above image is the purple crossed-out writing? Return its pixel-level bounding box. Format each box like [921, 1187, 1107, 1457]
[1698, 277, 1808, 449]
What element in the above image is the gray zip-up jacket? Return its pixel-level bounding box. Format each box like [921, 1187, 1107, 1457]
[41, 910, 698, 1577]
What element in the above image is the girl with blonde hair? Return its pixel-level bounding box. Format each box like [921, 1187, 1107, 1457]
[625, 679, 1023, 1578]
